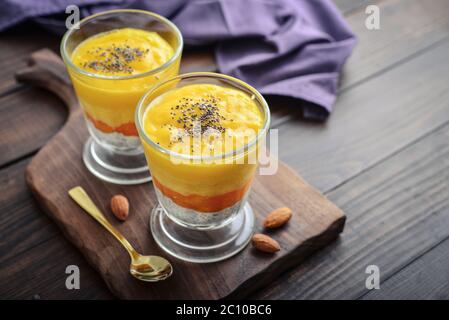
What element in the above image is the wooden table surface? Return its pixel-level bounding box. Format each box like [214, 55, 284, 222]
[2, 0, 449, 300]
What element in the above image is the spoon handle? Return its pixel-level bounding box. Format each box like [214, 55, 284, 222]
[68, 186, 137, 259]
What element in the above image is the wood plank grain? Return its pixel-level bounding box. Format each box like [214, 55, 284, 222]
[1, 236, 114, 300]
[0, 24, 58, 94]
[253, 117, 449, 299]
[341, 0, 449, 90]
[0, 159, 113, 299]
[276, 38, 449, 193]
[0, 159, 56, 263]
[0, 87, 67, 167]
[180, 49, 216, 74]
[362, 235, 449, 300]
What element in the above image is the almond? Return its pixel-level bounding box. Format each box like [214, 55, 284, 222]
[110, 195, 129, 221]
[252, 234, 280, 253]
[264, 207, 292, 229]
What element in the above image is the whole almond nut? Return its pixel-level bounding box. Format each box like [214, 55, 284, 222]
[252, 234, 280, 253]
[110, 195, 129, 221]
[264, 207, 292, 229]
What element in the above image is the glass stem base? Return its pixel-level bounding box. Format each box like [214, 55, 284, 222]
[82, 137, 151, 185]
[149, 202, 255, 263]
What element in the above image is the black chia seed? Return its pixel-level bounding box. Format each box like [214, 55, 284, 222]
[172, 95, 226, 140]
[83, 41, 149, 74]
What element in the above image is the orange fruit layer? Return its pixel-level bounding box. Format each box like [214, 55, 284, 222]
[85, 112, 138, 137]
[153, 177, 252, 213]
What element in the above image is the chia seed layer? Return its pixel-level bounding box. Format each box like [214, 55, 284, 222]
[86, 119, 141, 152]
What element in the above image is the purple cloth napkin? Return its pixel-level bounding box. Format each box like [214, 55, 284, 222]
[0, 0, 356, 120]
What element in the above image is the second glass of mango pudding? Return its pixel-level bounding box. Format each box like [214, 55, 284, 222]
[61, 10, 183, 184]
[136, 73, 270, 263]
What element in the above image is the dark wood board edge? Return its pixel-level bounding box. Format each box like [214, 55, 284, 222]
[227, 216, 345, 299]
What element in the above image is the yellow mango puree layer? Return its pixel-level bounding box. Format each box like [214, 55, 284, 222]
[144, 84, 263, 153]
[69, 28, 177, 134]
[141, 84, 264, 200]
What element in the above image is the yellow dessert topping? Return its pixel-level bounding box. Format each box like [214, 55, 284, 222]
[68, 27, 179, 133]
[71, 28, 174, 76]
[143, 84, 264, 156]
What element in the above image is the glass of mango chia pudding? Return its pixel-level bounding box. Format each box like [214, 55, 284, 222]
[61, 10, 183, 184]
[136, 73, 270, 263]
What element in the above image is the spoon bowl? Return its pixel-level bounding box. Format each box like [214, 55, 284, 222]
[130, 254, 173, 281]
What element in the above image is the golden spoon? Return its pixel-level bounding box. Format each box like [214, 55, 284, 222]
[68, 186, 172, 282]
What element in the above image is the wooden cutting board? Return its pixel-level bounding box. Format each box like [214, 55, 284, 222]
[18, 49, 345, 299]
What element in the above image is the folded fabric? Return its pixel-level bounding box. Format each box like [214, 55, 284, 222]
[0, 0, 356, 120]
